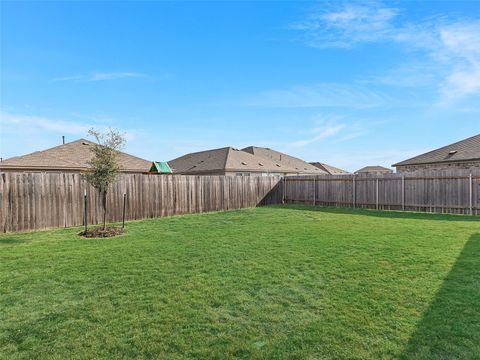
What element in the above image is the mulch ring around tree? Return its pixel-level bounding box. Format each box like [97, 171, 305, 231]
[79, 227, 125, 238]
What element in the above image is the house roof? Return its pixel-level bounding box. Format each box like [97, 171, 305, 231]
[0, 138, 152, 173]
[393, 134, 480, 167]
[168, 146, 327, 175]
[168, 147, 284, 174]
[310, 162, 350, 175]
[355, 166, 393, 174]
[242, 146, 328, 175]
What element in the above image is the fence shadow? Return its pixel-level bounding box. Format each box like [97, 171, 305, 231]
[0, 236, 30, 246]
[399, 233, 480, 359]
[270, 204, 480, 222]
[258, 181, 284, 206]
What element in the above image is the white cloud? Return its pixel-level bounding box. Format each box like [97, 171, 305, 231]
[1, 112, 91, 134]
[458, 106, 480, 113]
[53, 72, 146, 82]
[292, 2, 399, 48]
[288, 124, 345, 148]
[305, 148, 427, 172]
[336, 130, 369, 142]
[0, 111, 143, 155]
[442, 66, 480, 100]
[437, 22, 480, 100]
[292, 1, 480, 102]
[247, 83, 386, 108]
[372, 62, 439, 87]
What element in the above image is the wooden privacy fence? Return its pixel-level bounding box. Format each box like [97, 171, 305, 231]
[284, 170, 480, 215]
[2, 170, 479, 232]
[0, 173, 283, 233]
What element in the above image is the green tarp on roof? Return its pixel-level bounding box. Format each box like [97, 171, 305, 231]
[149, 161, 173, 174]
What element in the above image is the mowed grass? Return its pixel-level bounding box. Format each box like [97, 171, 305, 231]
[1, 206, 479, 359]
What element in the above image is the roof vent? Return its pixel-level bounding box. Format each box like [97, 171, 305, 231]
[82, 142, 90, 145]
[259, 162, 264, 166]
[276, 164, 281, 167]
[241, 161, 247, 165]
[448, 150, 457, 155]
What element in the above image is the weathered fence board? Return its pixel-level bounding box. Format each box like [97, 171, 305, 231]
[285, 169, 480, 215]
[2, 169, 479, 233]
[0, 173, 283, 233]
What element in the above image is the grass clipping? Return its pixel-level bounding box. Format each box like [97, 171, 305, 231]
[79, 227, 124, 238]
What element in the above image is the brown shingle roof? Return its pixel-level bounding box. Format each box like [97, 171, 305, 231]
[242, 146, 328, 174]
[168, 146, 327, 175]
[0, 138, 151, 173]
[393, 134, 480, 167]
[168, 147, 284, 174]
[355, 166, 393, 174]
[310, 162, 350, 175]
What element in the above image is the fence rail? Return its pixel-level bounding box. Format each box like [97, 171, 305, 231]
[0, 173, 282, 233]
[2, 170, 479, 233]
[284, 170, 480, 215]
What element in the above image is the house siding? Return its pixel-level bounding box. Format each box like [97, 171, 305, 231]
[396, 160, 480, 173]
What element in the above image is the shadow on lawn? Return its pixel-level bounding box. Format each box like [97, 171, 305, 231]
[0, 237, 30, 246]
[271, 204, 480, 222]
[399, 233, 480, 359]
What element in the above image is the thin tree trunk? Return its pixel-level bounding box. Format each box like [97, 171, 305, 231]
[103, 191, 107, 230]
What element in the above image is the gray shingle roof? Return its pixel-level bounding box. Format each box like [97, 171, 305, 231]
[168, 147, 280, 174]
[393, 134, 480, 167]
[242, 146, 328, 174]
[0, 139, 151, 173]
[168, 146, 327, 175]
[310, 162, 350, 175]
[355, 166, 393, 174]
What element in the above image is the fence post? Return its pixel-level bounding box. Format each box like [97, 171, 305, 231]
[469, 173, 473, 215]
[353, 175, 356, 209]
[84, 189, 87, 232]
[122, 192, 127, 229]
[283, 177, 286, 204]
[376, 177, 379, 210]
[402, 176, 405, 211]
[313, 177, 316, 206]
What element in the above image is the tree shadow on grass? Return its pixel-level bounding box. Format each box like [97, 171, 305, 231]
[399, 233, 480, 359]
[0, 237, 30, 246]
[268, 204, 480, 222]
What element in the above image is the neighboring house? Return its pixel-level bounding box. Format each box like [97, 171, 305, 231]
[355, 166, 393, 175]
[242, 146, 327, 175]
[393, 134, 480, 173]
[0, 138, 152, 173]
[168, 146, 328, 176]
[310, 162, 350, 175]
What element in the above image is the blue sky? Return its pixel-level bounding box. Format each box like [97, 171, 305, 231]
[1, 0, 479, 171]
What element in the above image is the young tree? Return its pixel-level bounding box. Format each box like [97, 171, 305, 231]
[85, 128, 126, 230]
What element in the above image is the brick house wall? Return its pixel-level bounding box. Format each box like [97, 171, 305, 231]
[396, 160, 480, 173]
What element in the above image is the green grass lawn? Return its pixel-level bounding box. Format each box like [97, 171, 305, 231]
[1, 206, 479, 359]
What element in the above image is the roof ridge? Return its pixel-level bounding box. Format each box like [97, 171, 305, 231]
[223, 147, 231, 169]
[179, 146, 233, 157]
[393, 133, 480, 166]
[2, 138, 92, 162]
[1, 137, 151, 171]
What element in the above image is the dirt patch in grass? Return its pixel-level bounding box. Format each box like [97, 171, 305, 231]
[78, 227, 124, 238]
